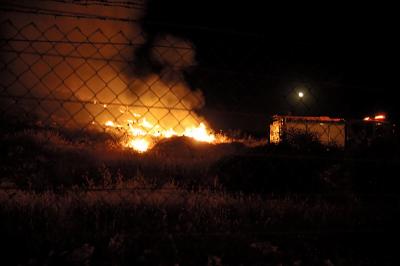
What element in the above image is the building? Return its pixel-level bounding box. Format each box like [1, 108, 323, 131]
[270, 115, 346, 147]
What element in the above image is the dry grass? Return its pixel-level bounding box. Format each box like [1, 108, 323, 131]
[1, 186, 399, 265]
[1, 123, 400, 265]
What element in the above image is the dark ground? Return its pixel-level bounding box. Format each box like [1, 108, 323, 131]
[1, 121, 400, 265]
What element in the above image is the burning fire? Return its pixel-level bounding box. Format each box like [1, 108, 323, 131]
[127, 138, 150, 153]
[363, 114, 386, 122]
[97, 35, 230, 152]
[104, 113, 226, 152]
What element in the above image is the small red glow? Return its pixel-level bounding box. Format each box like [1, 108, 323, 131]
[363, 116, 370, 121]
[374, 115, 385, 120]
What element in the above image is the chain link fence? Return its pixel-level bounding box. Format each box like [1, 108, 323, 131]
[0, 185, 398, 264]
[1, 2, 398, 149]
[0, 13, 208, 145]
[0, 1, 399, 150]
[0, 4, 399, 265]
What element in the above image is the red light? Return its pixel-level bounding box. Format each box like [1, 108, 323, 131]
[374, 115, 385, 120]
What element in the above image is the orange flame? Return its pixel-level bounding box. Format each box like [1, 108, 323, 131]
[104, 114, 227, 153]
[105, 121, 116, 127]
[127, 138, 150, 153]
[374, 115, 385, 120]
[183, 123, 216, 143]
[364, 114, 386, 122]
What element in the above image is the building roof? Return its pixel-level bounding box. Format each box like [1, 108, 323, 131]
[273, 115, 345, 123]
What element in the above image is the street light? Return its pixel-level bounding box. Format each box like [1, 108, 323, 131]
[298, 91, 304, 98]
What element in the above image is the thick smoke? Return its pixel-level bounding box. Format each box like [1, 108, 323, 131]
[125, 33, 206, 132]
[0, 0, 207, 134]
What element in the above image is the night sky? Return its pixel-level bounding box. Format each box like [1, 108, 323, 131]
[0, 1, 397, 134]
[138, 1, 398, 132]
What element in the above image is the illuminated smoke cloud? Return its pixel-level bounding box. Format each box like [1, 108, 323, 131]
[0, 0, 217, 152]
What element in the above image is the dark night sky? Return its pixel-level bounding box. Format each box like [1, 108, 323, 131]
[140, 1, 398, 132]
[0, 1, 397, 134]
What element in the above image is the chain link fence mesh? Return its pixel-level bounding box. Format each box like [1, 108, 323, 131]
[0, 4, 399, 265]
[0, 15, 209, 143]
[1, 1, 397, 149]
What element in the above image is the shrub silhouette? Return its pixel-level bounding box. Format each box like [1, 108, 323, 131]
[281, 128, 325, 152]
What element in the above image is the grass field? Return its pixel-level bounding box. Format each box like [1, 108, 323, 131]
[1, 123, 400, 265]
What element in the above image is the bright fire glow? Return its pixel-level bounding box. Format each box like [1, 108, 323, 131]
[163, 128, 177, 138]
[104, 114, 227, 153]
[364, 114, 386, 122]
[105, 120, 116, 127]
[184, 123, 215, 142]
[127, 138, 149, 153]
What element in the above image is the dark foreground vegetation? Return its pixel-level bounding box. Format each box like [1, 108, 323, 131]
[1, 121, 400, 265]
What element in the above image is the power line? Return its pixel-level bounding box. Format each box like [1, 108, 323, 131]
[0, 3, 141, 23]
[0, 3, 265, 37]
[0, 38, 192, 50]
[36, 0, 146, 10]
[0, 94, 199, 113]
[74, 0, 145, 6]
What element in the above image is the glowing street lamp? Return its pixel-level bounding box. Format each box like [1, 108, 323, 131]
[298, 91, 304, 98]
